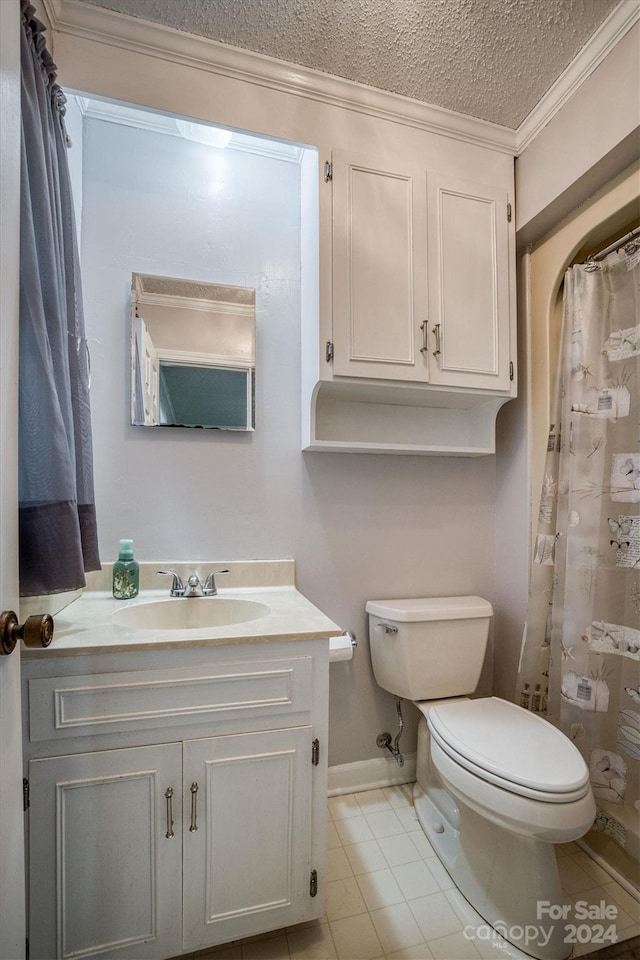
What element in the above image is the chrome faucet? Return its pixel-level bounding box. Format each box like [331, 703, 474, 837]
[156, 570, 186, 597]
[185, 574, 204, 598]
[157, 569, 229, 597]
[203, 569, 229, 596]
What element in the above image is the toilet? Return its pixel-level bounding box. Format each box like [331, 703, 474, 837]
[367, 596, 596, 960]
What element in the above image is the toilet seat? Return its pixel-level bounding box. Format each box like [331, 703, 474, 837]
[424, 697, 590, 803]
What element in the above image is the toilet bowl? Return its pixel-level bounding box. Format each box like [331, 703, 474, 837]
[366, 597, 596, 960]
[424, 696, 595, 840]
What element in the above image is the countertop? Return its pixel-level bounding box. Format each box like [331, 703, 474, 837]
[22, 560, 343, 657]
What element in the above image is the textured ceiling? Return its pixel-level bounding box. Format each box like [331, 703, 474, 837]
[79, 0, 621, 129]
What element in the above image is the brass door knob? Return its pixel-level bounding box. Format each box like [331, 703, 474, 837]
[0, 610, 54, 656]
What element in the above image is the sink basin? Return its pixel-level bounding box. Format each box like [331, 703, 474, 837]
[113, 597, 270, 631]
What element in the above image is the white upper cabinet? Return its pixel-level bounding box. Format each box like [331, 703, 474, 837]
[330, 152, 512, 393]
[331, 151, 428, 382]
[427, 173, 511, 392]
[303, 143, 516, 456]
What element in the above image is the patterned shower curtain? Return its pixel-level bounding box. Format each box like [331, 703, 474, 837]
[518, 235, 639, 861]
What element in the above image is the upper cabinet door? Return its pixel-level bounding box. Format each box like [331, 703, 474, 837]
[427, 174, 512, 392]
[331, 151, 428, 382]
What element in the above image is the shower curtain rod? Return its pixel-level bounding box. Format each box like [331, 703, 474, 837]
[589, 224, 640, 263]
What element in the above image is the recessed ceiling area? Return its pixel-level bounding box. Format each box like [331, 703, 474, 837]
[79, 0, 621, 128]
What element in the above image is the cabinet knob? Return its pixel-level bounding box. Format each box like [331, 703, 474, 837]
[0, 610, 54, 656]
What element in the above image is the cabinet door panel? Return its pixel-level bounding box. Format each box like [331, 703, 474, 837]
[428, 174, 511, 391]
[332, 151, 428, 381]
[183, 726, 313, 950]
[28, 744, 182, 960]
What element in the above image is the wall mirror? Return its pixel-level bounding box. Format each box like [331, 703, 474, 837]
[131, 273, 256, 430]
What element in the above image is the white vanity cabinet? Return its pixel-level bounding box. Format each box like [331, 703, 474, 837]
[23, 639, 329, 960]
[304, 146, 516, 455]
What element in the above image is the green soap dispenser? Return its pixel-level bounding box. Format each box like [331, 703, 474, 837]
[112, 539, 139, 599]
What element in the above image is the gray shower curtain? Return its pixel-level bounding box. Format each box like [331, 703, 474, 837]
[19, 1, 100, 595]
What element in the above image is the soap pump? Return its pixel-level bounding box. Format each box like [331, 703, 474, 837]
[112, 539, 139, 600]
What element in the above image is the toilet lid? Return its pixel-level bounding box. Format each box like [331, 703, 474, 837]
[427, 697, 589, 796]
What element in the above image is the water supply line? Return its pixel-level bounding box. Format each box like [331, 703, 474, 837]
[376, 698, 405, 767]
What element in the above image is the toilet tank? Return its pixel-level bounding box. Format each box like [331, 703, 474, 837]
[366, 596, 493, 701]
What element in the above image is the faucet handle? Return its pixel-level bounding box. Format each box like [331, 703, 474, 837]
[156, 570, 186, 597]
[203, 569, 229, 596]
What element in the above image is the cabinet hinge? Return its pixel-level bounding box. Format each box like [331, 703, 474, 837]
[325, 341, 334, 363]
[310, 869, 318, 897]
[509, 361, 514, 381]
[324, 161, 333, 182]
[23, 777, 30, 811]
[507, 202, 512, 223]
[311, 738, 320, 766]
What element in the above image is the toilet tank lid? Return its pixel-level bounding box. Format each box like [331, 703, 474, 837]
[365, 596, 493, 622]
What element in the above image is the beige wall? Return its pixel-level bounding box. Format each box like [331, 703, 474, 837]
[515, 21, 639, 246]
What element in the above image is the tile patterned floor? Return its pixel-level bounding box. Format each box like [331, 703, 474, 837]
[187, 786, 640, 960]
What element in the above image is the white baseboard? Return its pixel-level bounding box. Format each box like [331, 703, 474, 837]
[328, 754, 417, 796]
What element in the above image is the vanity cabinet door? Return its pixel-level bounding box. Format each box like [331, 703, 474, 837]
[28, 744, 183, 960]
[331, 150, 429, 382]
[426, 173, 512, 392]
[182, 726, 315, 952]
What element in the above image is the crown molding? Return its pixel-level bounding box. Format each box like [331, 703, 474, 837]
[73, 95, 305, 162]
[516, 0, 640, 154]
[42, 0, 517, 155]
[137, 291, 255, 318]
[43, 0, 637, 160]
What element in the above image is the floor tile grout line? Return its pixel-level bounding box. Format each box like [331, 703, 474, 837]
[195, 787, 639, 960]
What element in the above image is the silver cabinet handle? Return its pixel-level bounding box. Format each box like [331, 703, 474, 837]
[420, 321, 428, 354]
[164, 787, 174, 838]
[189, 782, 199, 833]
[432, 323, 441, 359]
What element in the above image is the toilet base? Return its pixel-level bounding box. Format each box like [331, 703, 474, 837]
[413, 783, 571, 960]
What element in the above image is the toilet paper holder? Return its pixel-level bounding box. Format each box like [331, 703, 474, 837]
[329, 630, 357, 662]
